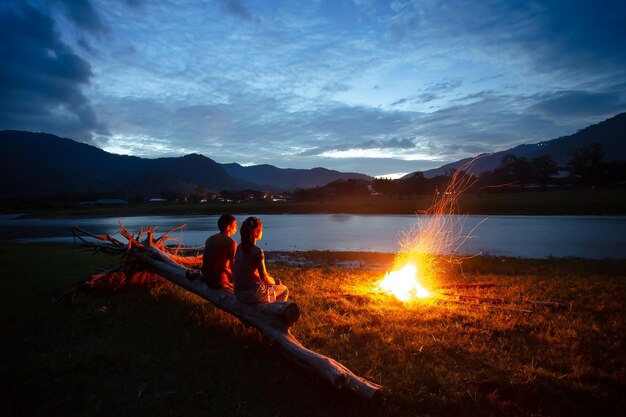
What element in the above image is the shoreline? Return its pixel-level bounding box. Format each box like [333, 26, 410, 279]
[3, 188, 626, 218]
[7, 242, 626, 262]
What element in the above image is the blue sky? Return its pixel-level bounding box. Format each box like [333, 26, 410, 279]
[2, 0, 625, 177]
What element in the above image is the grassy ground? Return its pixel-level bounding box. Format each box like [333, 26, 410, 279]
[1, 244, 625, 416]
[7, 188, 626, 217]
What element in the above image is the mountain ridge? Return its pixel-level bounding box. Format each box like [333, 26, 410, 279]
[222, 162, 372, 191]
[2, 112, 624, 198]
[412, 112, 626, 178]
[0, 130, 371, 197]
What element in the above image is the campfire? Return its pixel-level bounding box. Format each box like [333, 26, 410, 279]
[379, 263, 429, 301]
[376, 166, 479, 302]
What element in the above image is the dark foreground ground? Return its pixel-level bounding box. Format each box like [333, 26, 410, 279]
[1, 244, 624, 417]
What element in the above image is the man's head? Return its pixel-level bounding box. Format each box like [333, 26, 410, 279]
[217, 214, 237, 236]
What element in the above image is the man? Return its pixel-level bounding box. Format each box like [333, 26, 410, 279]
[190, 214, 238, 290]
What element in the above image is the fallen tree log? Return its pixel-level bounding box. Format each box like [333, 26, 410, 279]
[71, 225, 382, 400]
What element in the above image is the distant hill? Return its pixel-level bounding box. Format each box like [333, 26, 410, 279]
[0, 130, 371, 198]
[409, 112, 626, 178]
[0, 131, 251, 197]
[222, 163, 372, 191]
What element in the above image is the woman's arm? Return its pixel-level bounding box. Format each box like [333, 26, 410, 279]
[254, 247, 275, 285]
[257, 257, 275, 285]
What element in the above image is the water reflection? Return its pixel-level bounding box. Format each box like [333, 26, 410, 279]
[1, 214, 625, 259]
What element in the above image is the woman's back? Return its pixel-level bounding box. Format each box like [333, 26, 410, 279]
[233, 245, 263, 292]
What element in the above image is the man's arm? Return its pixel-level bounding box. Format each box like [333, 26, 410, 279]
[225, 239, 237, 279]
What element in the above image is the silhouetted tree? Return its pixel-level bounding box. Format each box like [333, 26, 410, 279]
[372, 178, 397, 197]
[292, 186, 328, 201]
[398, 171, 430, 196]
[160, 190, 177, 202]
[482, 154, 533, 186]
[606, 161, 626, 184]
[195, 185, 208, 202]
[531, 154, 560, 187]
[566, 143, 606, 185]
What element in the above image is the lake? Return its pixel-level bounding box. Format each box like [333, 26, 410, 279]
[1, 214, 625, 259]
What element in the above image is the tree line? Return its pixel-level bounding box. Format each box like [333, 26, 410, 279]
[479, 143, 626, 188]
[293, 143, 626, 201]
[3, 144, 623, 209]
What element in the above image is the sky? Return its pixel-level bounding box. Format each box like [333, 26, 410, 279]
[1, 0, 626, 178]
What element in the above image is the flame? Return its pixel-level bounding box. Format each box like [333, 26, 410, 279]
[379, 263, 429, 301]
[377, 160, 481, 302]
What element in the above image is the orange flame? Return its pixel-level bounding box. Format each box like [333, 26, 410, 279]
[378, 162, 480, 302]
[379, 263, 429, 301]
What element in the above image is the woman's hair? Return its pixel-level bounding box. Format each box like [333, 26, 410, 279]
[239, 216, 262, 253]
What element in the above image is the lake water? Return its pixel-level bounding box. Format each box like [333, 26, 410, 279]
[1, 214, 625, 259]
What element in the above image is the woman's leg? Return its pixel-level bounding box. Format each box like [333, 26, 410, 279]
[235, 285, 268, 304]
[273, 284, 289, 302]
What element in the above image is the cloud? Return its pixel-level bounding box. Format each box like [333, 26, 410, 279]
[54, 0, 108, 36]
[76, 36, 100, 56]
[387, 12, 421, 43]
[221, 0, 256, 22]
[381, 0, 626, 85]
[459, 1, 625, 80]
[305, 156, 442, 177]
[530, 0, 626, 74]
[391, 79, 462, 107]
[529, 90, 626, 118]
[0, 2, 108, 143]
[124, 0, 145, 7]
[93, 80, 624, 176]
[298, 137, 416, 157]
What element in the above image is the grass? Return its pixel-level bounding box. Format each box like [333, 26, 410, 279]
[1, 244, 625, 416]
[7, 188, 626, 217]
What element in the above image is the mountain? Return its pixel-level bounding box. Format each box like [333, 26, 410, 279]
[118, 153, 256, 195]
[0, 130, 371, 198]
[0, 131, 255, 197]
[410, 112, 626, 178]
[222, 163, 372, 191]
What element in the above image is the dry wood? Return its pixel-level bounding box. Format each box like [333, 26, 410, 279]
[71, 225, 382, 400]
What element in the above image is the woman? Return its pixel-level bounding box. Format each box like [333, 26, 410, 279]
[233, 216, 288, 304]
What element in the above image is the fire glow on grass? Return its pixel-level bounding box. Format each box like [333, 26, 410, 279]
[377, 165, 480, 302]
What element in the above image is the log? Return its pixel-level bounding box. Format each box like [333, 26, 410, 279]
[137, 243, 301, 328]
[71, 226, 382, 400]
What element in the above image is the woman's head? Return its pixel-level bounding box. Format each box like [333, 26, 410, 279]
[239, 216, 262, 251]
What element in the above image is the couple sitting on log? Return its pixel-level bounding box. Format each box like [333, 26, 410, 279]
[193, 214, 288, 304]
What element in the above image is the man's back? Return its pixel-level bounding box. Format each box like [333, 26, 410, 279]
[201, 232, 237, 289]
